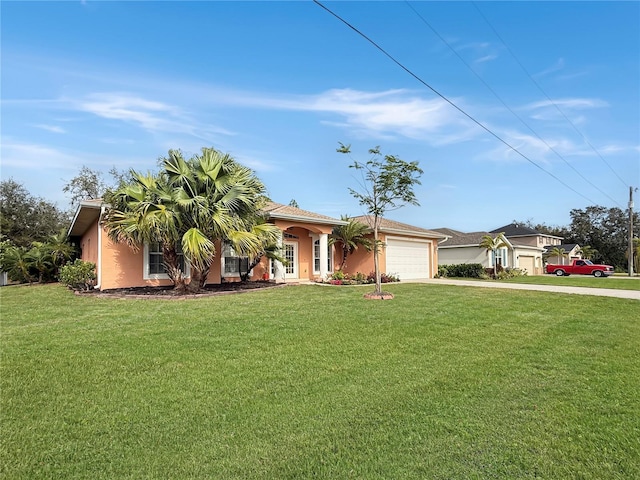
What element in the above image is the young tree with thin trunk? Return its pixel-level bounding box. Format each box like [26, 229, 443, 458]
[337, 143, 423, 296]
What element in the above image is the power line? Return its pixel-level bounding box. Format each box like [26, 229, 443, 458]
[313, 0, 599, 205]
[404, 1, 624, 209]
[472, 1, 630, 190]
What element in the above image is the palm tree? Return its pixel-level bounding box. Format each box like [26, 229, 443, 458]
[479, 233, 510, 278]
[1, 245, 34, 284]
[104, 170, 187, 288]
[578, 245, 598, 261]
[329, 216, 374, 270]
[104, 148, 280, 292]
[26, 242, 54, 283]
[544, 246, 569, 265]
[48, 229, 75, 274]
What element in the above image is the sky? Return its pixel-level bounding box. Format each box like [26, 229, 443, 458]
[2, 1, 639, 232]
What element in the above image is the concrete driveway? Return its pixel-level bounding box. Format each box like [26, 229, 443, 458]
[411, 278, 640, 300]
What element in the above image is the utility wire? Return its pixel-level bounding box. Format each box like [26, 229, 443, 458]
[472, 1, 630, 189]
[313, 0, 598, 205]
[405, 1, 624, 208]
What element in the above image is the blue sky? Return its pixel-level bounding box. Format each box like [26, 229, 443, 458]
[2, 1, 639, 232]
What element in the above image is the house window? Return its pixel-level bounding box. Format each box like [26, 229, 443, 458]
[495, 247, 507, 267]
[144, 242, 187, 280]
[313, 239, 333, 274]
[223, 243, 249, 276]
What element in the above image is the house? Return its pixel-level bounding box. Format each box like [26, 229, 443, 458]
[490, 223, 564, 275]
[67, 200, 444, 290]
[434, 225, 548, 275]
[543, 243, 582, 265]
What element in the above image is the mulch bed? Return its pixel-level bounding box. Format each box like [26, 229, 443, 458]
[78, 281, 284, 299]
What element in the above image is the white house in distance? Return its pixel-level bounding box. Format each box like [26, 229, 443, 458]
[435, 223, 562, 275]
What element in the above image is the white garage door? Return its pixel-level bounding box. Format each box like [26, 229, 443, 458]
[519, 256, 535, 275]
[386, 238, 431, 280]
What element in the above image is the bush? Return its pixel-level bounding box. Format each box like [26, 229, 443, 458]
[367, 272, 400, 284]
[58, 260, 96, 291]
[439, 263, 485, 278]
[437, 265, 449, 278]
[496, 268, 528, 280]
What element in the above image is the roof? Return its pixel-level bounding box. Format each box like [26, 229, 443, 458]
[67, 199, 104, 237]
[354, 215, 447, 239]
[491, 222, 563, 240]
[261, 202, 347, 226]
[434, 228, 493, 247]
[543, 243, 580, 253]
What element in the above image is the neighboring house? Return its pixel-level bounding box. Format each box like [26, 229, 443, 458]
[435, 228, 498, 268]
[543, 243, 582, 265]
[435, 226, 547, 275]
[67, 200, 443, 290]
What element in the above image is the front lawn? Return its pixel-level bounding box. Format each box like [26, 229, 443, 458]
[1, 284, 638, 479]
[499, 275, 640, 290]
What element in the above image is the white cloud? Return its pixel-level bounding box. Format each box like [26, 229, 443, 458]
[33, 124, 66, 134]
[72, 92, 236, 140]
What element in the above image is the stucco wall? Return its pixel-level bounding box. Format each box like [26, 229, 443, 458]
[438, 246, 489, 267]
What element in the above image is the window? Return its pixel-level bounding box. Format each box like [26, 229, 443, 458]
[223, 243, 249, 276]
[144, 242, 187, 280]
[313, 239, 333, 274]
[494, 248, 507, 267]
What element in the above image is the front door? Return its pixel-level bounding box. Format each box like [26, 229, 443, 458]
[284, 242, 298, 279]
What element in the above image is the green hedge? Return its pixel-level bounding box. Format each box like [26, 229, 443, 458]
[438, 263, 486, 278]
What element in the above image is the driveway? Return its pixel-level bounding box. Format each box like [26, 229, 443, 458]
[411, 278, 640, 300]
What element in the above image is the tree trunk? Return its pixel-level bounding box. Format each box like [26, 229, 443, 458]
[162, 245, 186, 292]
[373, 223, 381, 294]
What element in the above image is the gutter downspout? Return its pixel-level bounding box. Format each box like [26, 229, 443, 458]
[95, 205, 106, 290]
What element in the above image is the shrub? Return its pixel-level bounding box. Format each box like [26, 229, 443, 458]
[437, 265, 449, 278]
[495, 268, 527, 280]
[367, 272, 400, 284]
[439, 263, 485, 278]
[58, 260, 96, 291]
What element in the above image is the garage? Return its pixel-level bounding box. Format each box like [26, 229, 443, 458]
[385, 237, 432, 280]
[518, 255, 535, 275]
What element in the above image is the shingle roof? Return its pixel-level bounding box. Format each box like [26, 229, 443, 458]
[490, 222, 541, 236]
[262, 202, 346, 225]
[543, 243, 580, 253]
[353, 215, 447, 239]
[435, 229, 493, 247]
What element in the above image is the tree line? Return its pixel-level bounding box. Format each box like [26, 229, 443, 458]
[516, 206, 639, 271]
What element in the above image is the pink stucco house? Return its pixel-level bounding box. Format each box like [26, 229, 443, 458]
[68, 200, 445, 290]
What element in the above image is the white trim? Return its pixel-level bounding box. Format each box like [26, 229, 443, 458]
[142, 242, 190, 280]
[284, 241, 298, 279]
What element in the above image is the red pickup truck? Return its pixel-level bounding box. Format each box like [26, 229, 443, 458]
[545, 259, 614, 277]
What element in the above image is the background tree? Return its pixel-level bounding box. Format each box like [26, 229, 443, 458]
[288, 199, 299, 208]
[63, 166, 108, 209]
[329, 216, 373, 270]
[338, 143, 423, 295]
[479, 233, 509, 279]
[566, 206, 638, 269]
[577, 245, 598, 260]
[0, 179, 68, 248]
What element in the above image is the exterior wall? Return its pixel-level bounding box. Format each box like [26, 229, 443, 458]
[509, 235, 561, 248]
[79, 221, 100, 265]
[98, 227, 224, 290]
[438, 246, 490, 267]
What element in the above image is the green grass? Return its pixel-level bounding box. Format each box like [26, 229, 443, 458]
[2, 283, 639, 479]
[498, 275, 640, 290]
